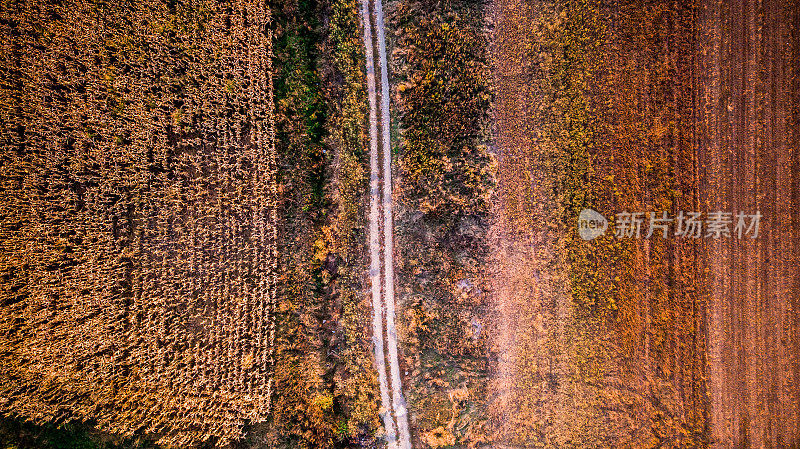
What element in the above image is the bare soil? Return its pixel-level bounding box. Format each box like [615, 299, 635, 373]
[488, 0, 800, 447]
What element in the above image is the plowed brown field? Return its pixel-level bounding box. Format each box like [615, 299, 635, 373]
[489, 0, 800, 447]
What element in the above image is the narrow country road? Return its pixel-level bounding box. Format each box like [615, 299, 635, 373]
[360, 0, 412, 447]
[360, 0, 396, 444]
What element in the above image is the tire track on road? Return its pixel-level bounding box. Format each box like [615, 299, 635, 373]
[375, 0, 412, 445]
[360, 0, 411, 445]
[360, 0, 397, 444]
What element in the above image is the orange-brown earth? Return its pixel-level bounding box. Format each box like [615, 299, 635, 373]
[488, 0, 799, 447]
[699, 0, 800, 445]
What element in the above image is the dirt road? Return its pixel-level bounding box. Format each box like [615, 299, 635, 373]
[360, 0, 411, 445]
[360, 0, 396, 444]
